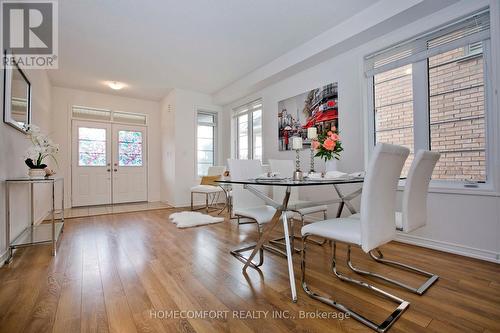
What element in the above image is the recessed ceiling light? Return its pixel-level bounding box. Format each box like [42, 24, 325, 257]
[106, 81, 126, 90]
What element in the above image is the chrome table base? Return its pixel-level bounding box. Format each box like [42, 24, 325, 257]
[229, 181, 364, 302]
[237, 187, 298, 301]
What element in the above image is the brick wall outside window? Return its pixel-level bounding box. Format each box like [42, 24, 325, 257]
[373, 46, 486, 181]
[374, 64, 414, 176]
[429, 47, 486, 181]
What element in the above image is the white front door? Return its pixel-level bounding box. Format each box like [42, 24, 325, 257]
[111, 124, 147, 203]
[71, 121, 148, 206]
[72, 121, 112, 206]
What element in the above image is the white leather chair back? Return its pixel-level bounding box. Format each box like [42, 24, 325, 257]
[268, 159, 299, 203]
[227, 159, 264, 210]
[402, 150, 440, 233]
[207, 165, 226, 176]
[360, 143, 409, 252]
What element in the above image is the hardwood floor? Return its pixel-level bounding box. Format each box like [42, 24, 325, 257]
[1, 208, 499, 333]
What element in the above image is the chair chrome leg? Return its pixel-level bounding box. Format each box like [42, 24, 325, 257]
[231, 217, 288, 263]
[230, 224, 264, 269]
[191, 192, 222, 213]
[303, 212, 328, 246]
[268, 216, 300, 253]
[262, 244, 288, 257]
[205, 193, 209, 213]
[269, 236, 302, 253]
[236, 215, 256, 225]
[270, 210, 328, 250]
[301, 236, 409, 333]
[350, 248, 439, 295]
[264, 215, 297, 257]
[231, 244, 264, 269]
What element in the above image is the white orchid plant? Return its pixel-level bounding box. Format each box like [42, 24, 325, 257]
[24, 125, 59, 169]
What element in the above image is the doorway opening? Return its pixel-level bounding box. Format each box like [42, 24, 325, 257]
[71, 107, 148, 207]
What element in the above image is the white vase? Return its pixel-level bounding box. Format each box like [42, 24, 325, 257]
[28, 169, 46, 178]
[325, 159, 337, 172]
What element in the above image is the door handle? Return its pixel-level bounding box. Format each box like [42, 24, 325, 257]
[114, 169, 118, 172]
[107, 169, 111, 172]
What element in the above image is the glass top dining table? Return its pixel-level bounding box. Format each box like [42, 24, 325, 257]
[216, 176, 365, 302]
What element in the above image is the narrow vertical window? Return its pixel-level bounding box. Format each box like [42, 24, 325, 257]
[197, 112, 217, 176]
[234, 99, 263, 160]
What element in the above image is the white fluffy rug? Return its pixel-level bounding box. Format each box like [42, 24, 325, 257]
[169, 211, 224, 228]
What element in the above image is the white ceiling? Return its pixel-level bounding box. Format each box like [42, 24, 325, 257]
[49, 0, 379, 100]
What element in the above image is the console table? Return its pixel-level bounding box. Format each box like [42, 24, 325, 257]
[4, 177, 64, 264]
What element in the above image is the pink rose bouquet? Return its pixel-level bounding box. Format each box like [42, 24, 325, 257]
[311, 127, 343, 161]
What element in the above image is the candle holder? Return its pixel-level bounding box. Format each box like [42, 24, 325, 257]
[309, 145, 315, 174]
[293, 149, 303, 180]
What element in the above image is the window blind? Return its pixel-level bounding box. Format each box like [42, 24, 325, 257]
[365, 9, 490, 77]
[113, 111, 147, 125]
[233, 99, 263, 117]
[72, 106, 112, 121]
[72, 106, 147, 125]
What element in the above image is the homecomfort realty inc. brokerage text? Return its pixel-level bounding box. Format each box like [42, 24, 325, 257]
[150, 309, 350, 321]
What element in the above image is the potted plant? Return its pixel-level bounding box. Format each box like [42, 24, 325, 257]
[24, 125, 59, 178]
[311, 127, 343, 171]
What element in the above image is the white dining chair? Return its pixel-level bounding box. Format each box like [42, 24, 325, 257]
[227, 159, 287, 268]
[349, 150, 440, 295]
[268, 159, 328, 250]
[190, 166, 226, 213]
[301, 143, 410, 333]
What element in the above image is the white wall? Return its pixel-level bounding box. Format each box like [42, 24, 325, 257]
[0, 68, 53, 262]
[222, 1, 500, 262]
[160, 90, 177, 205]
[51, 87, 162, 207]
[160, 89, 223, 207]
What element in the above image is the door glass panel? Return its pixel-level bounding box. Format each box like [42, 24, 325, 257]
[118, 130, 143, 166]
[78, 127, 107, 166]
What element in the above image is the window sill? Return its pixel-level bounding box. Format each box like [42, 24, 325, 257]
[397, 180, 499, 197]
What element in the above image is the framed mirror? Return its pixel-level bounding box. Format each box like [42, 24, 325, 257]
[3, 56, 31, 133]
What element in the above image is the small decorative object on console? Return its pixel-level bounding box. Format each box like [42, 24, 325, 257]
[24, 125, 59, 178]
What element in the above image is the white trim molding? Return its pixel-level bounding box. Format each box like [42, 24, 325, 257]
[395, 232, 500, 264]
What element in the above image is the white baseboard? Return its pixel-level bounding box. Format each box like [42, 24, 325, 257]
[395, 233, 500, 264]
[174, 198, 226, 208]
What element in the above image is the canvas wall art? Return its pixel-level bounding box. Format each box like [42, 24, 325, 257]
[278, 82, 338, 151]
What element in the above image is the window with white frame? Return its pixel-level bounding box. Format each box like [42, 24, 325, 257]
[196, 111, 217, 176]
[366, 9, 490, 184]
[233, 99, 263, 160]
